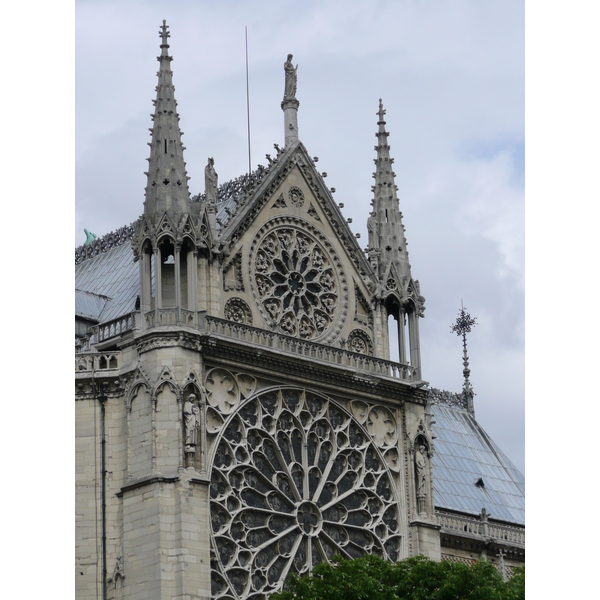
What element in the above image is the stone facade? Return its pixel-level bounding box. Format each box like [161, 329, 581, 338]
[75, 21, 523, 600]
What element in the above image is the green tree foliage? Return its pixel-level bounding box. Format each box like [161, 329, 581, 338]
[270, 555, 524, 600]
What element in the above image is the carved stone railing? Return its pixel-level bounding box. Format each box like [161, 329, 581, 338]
[437, 510, 525, 546]
[96, 312, 139, 343]
[204, 316, 417, 382]
[143, 308, 195, 329]
[437, 512, 483, 536]
[75, 352, 122, 373]
[487, 522, 526, 545]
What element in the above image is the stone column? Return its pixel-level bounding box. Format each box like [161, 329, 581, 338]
[154, 246, 162, 325]
[282, 99, 300, 147]
[398, 311, 407, 363]
[188, 249, 198, 325]
[175, 245, 181, 324]
[408, 311, 421, 379]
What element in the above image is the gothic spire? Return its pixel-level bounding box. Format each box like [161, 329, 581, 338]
[143, 20, 191, 220]
[450, 302, 478, 414]
[367, 99, 411, 285]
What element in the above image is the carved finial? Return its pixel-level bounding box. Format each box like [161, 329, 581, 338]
[451, 301, 478, 414]
[377, 98, 386, 123]
[159, 20, 170, 47]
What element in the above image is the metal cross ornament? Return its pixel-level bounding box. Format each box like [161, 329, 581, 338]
[450, 302, 477, 413]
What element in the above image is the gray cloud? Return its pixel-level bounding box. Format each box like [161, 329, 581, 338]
[76, 0, 524, 472]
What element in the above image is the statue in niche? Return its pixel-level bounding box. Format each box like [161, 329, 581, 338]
[205, 157, 218, 204]
[283, 54, 298, 101]
[184, 393, 201, 466]
[415, 444, 428, 516]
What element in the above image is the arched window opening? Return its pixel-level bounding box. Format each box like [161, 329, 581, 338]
[388, 313, 400, 362]
[140, 242, 155, 313]
[160, 239, 176, 307]
[180, 240, 191, 310]
[385, 295, 413, 365]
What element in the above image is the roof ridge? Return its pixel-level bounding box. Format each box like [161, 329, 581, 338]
[428, 387, 467, 410]
[75, 221, 137, 265]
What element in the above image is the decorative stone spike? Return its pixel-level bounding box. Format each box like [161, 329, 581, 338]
[366, 98, 414, 289]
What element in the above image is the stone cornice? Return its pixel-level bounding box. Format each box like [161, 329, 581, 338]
[75, 323, 430, 407]
[202, 334, 428, 407]
[135, 328, 203, 354]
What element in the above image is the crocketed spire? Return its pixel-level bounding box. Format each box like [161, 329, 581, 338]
[367, 99, 411, 285]
[143, 20, 191, 220]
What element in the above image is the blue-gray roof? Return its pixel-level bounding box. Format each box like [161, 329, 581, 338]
[430, 394, 525, 525]
[75, 289, 109, 321]
[75, 240, 139, 324]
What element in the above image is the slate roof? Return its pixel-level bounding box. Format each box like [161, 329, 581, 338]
[75, 240, 139, 324]
[429, 389, 525, 525]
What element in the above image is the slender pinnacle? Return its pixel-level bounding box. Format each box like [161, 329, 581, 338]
[451, 303, 477, 413]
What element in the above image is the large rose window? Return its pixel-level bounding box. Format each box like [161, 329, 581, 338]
[250, 219, 347, 342]
[209, 388, 402, 600]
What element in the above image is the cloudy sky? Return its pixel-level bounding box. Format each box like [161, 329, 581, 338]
[75, 0, 524, 473]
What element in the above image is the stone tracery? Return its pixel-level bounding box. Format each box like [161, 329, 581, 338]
[209, 388, 402, 600]
[250, 219, 347, 342]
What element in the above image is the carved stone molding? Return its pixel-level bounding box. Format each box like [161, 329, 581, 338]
[288, 186, 305, 207]
[347, 329, 373, 355]
[307, 203, 321, 222]
[223, 251, 244, 292]
[224, 297, 253, 326]
[135, 331, 203, 354]
[202, 339, 426, 406]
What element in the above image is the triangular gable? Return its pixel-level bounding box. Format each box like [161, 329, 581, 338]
[221, 142, 377, 290]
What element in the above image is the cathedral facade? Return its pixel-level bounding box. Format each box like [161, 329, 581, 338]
[75, 22, 524, 600]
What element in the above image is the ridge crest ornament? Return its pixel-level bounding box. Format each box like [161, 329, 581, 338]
[209, 388, 402, 598]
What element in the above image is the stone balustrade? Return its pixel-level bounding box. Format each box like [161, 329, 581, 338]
[437, 511, 483, 536]
[78, 311, 418, 383]
[487, 522, 525, 545]
[75, 352, 122, 373]
[437, 510, 525, 545]
[97, 313, 138, 342]
[204, 316, 417, 382]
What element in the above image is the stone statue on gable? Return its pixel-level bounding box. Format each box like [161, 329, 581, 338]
[205, 157, 218, 204]
[283, 54, 298, 101]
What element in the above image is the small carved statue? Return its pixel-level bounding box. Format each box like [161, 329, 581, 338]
[184, 394, 201, 465]
[367, 213, 379, 250]
[415, 444, 428, 515]
[283, 54, 298, 101]
[205, 157, 218, 204]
